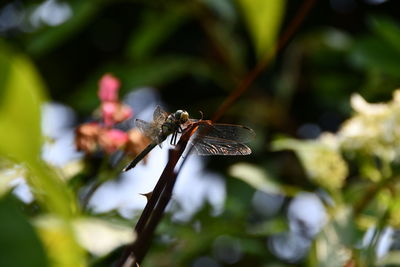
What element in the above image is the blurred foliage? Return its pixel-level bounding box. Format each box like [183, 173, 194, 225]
[0, 195, 49, 267]
[2, 0, 400, 266]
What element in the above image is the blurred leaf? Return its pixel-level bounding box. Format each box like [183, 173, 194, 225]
[350, 20, 400, 78]
[311, 207, 359, 267]
[35, 215, 86, 267]
[0, 42, 45, 162]
[0, 174, 15, 197]
[0, 42, 75, 216]
[248, 216, 288, 236]
[386, 184, 400, 227]
[272, 138, 348, 191]
[0, 195, 49, 267]
[236, 0, 285, 58]
[201, 0, 237, 23]
[202, 17, 247, 75]
[126, 7, 188, 61]
[27, 1, 105, 56]
[351, 37, 400, 77]
[229, 163, 283, 195]
[73, 217, 135, 257]
[369, 16, 400, 54]
[377, 250, 400, 265]
[0, 162, 25, 197]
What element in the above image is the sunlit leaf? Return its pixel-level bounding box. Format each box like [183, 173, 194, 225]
[73, 217, 135, 257]
[236, 0, 285, 58]
[35, 215, 86, 267]
[229, 163, 281, 194]
[0, 42, 75, 216]
[377, 251, 400, 265]
[0, 162, 25, 197]
[229, 163, 298, 196]
[0, 43, 45, 162]
[0, 195, 49, 267]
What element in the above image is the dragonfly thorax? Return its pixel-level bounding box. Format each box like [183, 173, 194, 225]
[159, 110, 189, 139]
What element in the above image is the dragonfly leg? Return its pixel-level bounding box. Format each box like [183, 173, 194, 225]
[172, 127, 184, 145]
[170, 131, 177, 145]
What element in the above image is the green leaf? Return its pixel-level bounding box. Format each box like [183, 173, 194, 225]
[126, 7, 188, 61]
[229, 163, 282, 195]
[369, 16, 400, 54]
[27, 1, 104, 56]
[228, 163, 299, 196]
[73, 217, 135, 257]
[350, 36, 400, 77]
[0, 42, 76, 217]
[236, 0, 285, 58]
[0, 161, 25, 197]
[0, 195, 49, 267]
[377, 251, 400, 265]
[0, 43, 45, 162]
[34, 215, 86, 267]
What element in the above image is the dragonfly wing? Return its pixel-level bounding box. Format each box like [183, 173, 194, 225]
[190, 137, 252, 156]
[196, 123, 255, 143]
[153, 105, 169, 124]
[135, 119, 160, 143]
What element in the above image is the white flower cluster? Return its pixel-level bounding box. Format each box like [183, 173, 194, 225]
[339, 90, 400, 162]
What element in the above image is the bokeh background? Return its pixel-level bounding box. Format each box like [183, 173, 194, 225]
[2, 0, 400, 266]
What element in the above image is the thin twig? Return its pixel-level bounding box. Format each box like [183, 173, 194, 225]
[212, 0, 316, 122]
[117, 124, 199, 266]
[353, 176, 397, 215]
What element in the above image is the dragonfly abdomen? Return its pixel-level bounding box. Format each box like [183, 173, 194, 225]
[123, 142, 158, 171]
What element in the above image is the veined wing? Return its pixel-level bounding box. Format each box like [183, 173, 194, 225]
[153, 105, 169, 125]
[188, 122, 254, 156]
[135, 119, 161, 143]
[193, 122, 255, 143]
[190, 136, 252, 155]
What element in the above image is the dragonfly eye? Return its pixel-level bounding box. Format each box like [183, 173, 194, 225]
[175, 110, 189, 123]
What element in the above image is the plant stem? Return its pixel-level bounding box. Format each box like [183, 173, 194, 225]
[116, 123, 198, 267]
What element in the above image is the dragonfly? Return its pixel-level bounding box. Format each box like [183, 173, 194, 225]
[123, 106, 255, 171]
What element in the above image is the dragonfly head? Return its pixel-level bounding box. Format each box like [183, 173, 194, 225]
[174, 110, 189, 124]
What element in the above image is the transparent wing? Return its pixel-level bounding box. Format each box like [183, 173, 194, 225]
[114, 115, 136, 131]
[187, 122, 254, 156]
[153, 105, 169, 124]
[190, 137, 252, 155]
[135, 119, 160, 142]
[194, 122, 255, 143]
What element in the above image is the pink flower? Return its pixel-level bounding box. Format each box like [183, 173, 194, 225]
[98, 129, 129, 154]
[112, 104, 132, 124]
[98, 73, 120, 102]
[101, 102, 118, 127]
[101, 102, 133, 127]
